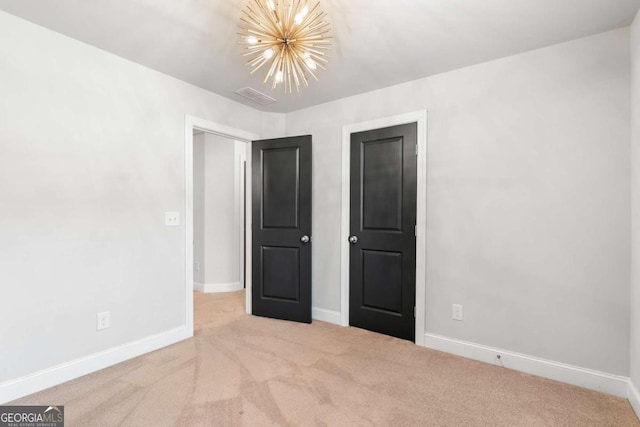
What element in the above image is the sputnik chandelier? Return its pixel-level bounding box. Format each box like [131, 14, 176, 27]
[238, 0, 332, 92]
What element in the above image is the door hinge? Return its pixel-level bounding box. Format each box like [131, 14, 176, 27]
[415, 144, 419, 156]
[414, 306, 416, 317]
[415, 225, 417, 237]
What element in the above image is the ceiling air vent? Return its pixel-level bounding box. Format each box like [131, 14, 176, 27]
[235, 87, 277, 106]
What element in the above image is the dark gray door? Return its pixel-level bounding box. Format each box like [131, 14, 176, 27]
[349, 123, 417, 341]
[252, 135, 312, 323]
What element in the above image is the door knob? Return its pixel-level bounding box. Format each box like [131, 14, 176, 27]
[300, 235, 310, 243]
[348, 235, 358, 244]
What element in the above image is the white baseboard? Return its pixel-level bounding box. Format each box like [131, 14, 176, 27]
[312, 306, 341, 325]
[630, 381, 640, 419]
[424, 333, 629, 398]
[0, 326, 190, 404]
[194, 282, 242, 293]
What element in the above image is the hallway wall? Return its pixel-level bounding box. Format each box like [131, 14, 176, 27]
[629, 7, 640, 415]
[203, 134, 241, 287]
[193, 133, 206, 285]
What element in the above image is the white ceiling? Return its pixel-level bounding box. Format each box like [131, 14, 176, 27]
[0, 0, 638, 113]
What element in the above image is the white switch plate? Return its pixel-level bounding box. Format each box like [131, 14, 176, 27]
[452, 304, 463, 321]
[165, 212, 180, 226]
[194, 262, 200, 271]
[97, 311, 111, 330]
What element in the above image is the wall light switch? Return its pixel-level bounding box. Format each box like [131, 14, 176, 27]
[165, 212, 180, 226]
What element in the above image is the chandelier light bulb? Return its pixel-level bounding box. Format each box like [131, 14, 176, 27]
[238, 0, 332, 92]
[305, 58, 317, 70]
[294, 6, 308, 25]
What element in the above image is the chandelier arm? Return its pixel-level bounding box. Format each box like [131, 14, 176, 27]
[272, 48, 287, 89]
[239, 15, 261, 28]
[307, 55, 328, 66]
[299, 10, 326, 27]
[286, 50, 294, 93]
[281, 48, 287, 92]
[282, 48, 290, 92]
[240, 19, 278, 40]
[289, 48, 310, 87]
[299, 56, 319, 81]
[242, 50, 263, 57]
[291, 54, 310, 87]
[246, 53, 267, 65]
[243, 5, 271, 29]
[302, 46, 328, 57]
[291, 2, 321, 32]
[296, 22, 330, 37]
[293, 20, 325, 38]
[288, 48, 301, 91]
[240, 9, 269, 28]
[271, 8, 282, 27]
[240, 40, 282, 51]
[301, 15, 328, 30]
[284, 1, 294, 37]
[289, 56, 302, 91]
[242, 49, 273, 58]
[275, 47, 287, 90]
[289, 0, 306, 37]
[312, 61, 326, 71]
[249, 57, 271, 74]
[295, 36, 331, 42]
[264, 50, 282, 84]
[290, 0, 307, 35]
[251, 1, 281, 36]
[307, 21, 331, 33]
[293, 27, 331, 40]
[253, 0, 276, 21]
[244, 28, 279, 40]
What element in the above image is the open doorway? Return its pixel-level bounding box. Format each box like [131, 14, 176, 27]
[192, 129, 247, 331]
[192, 130, 246, 293]
[184, 115, 258, 338]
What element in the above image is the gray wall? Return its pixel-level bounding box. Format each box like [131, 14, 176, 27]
[631, 9, 640, 396]
[193, 133, 206, 284]
[286, 28, 631, 376]
[0, 10, 277, 383]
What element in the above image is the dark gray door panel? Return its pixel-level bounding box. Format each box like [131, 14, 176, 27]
[252, 135, 312, 323]
[349, 123, 417, 341]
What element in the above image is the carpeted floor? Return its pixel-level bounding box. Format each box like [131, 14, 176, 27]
[12, 290, 639, 426]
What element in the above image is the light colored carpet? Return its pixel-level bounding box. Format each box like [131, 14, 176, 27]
[12, 290, 639, 426]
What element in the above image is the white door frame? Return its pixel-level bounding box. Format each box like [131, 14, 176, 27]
[340, 110, 428, 346]
[184, 115, 259, 337]
[235, 142, 247, 293]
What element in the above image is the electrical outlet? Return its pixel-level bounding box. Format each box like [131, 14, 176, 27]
[97, 311, 111, 331]
[452, 304, 463, 321]
[165, 212, 180, 226]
